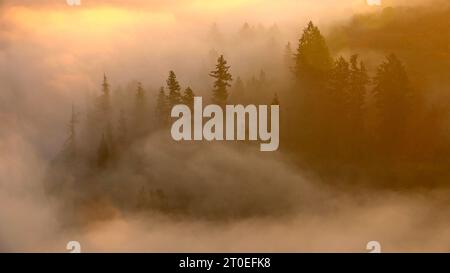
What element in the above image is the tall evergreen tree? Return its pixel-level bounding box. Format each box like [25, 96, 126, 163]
[97, 134, 110, 168]
[63, 104, 79, 159]
[166, 71, 182, 108]
[99, 73, 111, 116]
[133, 82, 148, 137]
[182, 87, 195, 110]
[347, 55, 369, 129]
[328, 56, 350, 111]
[210, 55, 233, 107]
[294, 21, 332, 87]
[373, 54, 413, 146]
[135, 82, 146, 114]
[155, 87, 169, 127]
[284, 42, 294, 69]
[289, 22, 333, 159]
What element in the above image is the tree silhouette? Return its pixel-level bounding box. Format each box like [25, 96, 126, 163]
[373, 54, 413, 146]
[99, 73, 111, 117]
[182, 87, 195, 110]
[166, 71, 182, 108]
[328, 56, 350, 112]
[294, 21, 332, 87]
[210, 55, 233, 107]
[63, 104, 79, 159]
[97, 134, 110, 168]
[155, 86, 169, 127]
[289, 22, 333, 160]
[133, 82, 148, 137]
[347, 55, 369, 132]
[135, 82, 146, 114]
[284, 42, 294, 69]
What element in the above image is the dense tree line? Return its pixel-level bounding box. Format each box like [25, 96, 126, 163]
[58, 19, 449, 192]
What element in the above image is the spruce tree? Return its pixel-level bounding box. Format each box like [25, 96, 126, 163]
[135, 82, 146, 115]
[97, 134, 110, 168]
[373, 54, 413, 146]
[63, 104, 79, 159]
[99, 73, 111, 116]
[294, 21, 332, 87]
[328, 56, 350, 111]
[284, 42, 294, 69]
[210, 55, 233, 107]
[348, 55, 369, 130]
[134, 82, 148, 137]
[182, 87, 195, 110]
[166, 71, 181, 108]
[155, 87, 169, 127]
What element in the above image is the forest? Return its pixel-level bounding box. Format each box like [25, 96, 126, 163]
[42, 2, 450, 227]
[3, 0, 450, 252]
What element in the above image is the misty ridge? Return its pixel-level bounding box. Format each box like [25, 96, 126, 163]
[2, 0, 450, 251]
[44, 2, 450, 221]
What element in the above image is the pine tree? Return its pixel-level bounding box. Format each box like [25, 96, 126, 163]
[328, 56, 350, 111]
[134, 82, 148, 137]
[294, 21, 332, 87]
[155, 87, 169, 127]
[239, 22, 253, 39]
[210, 55, 233, 107]
[166, 71, 181, 108]
[63, 104, 79, 159]
[182, 87, 195, 110]
[99, 73, 111, 116]
[373, 54, 413, 146]
[284, 42, 294, 69]
[290, 22, 333, 159]
[348, 55, 369, 130]
[135, 82, 146, 114]
[97, 134, 110, 168]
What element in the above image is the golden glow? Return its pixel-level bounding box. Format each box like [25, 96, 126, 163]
[6, 6, 175, 38]
[190, 0, 258, 12]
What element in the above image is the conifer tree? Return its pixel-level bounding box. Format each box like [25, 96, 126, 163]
[284, 42, 294, 69]
[328, 56, 350, 110]
[182, 87, 195, 110]
[210, 55, 233, 107]
[63, 104, 79, 159]
[155, 87, 169, 126]
[135, 82, 146, 114]
[373, 54, 413, 147]
[348, 55, 369, 130]
[97, 134, 110, 168]
[166, 71, 181, 108]
[294, 21, 332, 87]
[99, 74, 111, 116]
[133, 82, 148, 137]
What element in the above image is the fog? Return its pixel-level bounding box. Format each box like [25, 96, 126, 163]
[1, 0, 449, 252]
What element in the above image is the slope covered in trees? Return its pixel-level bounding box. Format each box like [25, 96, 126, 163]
[47, 5, 450, 223]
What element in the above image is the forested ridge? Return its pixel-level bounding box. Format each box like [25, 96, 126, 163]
[47, 5, 450, 223]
